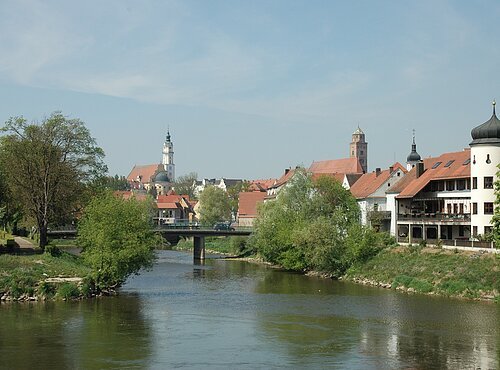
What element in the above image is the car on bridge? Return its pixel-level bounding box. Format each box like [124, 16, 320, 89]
[213, 222, 235, 231]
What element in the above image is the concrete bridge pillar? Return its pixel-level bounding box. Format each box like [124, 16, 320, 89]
[193, 236, 205, 260]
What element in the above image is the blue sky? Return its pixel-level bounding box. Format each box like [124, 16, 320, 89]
[0, 0, 499, 180]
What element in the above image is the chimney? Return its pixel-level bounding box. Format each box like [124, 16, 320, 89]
[389, 166, 394, 173]
[375, 168, 381, 177]
[416, 161, 425, 178]
[284, 168, 290, 175]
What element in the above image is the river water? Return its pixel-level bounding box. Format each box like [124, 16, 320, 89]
[0, 250, 498, 369]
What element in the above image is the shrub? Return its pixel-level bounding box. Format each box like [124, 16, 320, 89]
[57, 282, 80, 300]
[44, 244, 62, 257]
[37, 281, 56, 298]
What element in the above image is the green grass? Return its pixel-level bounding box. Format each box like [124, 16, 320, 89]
[345, 247, 499, 300]
[0, 251, 92, 300]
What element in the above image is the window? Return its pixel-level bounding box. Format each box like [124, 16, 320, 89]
[459, 226, 464, 237]
[484, 202, 494, 215]
[463, 158, 471, 165]
[473, 155, 476, 164]
[360, 150, 364, 155]
[446, 180, 455, 191]
[457, 179, 466, 190]
[351, 151, 354, 156]
[472, 177, 477, 189]
[484, 177, 493, 189]
[485, 226, 492, 235]
[459, 203, 464, 214]
[472, 203, 478, 214]
[473, 226, 478, 236]
[432, 161, 442, 169]
[397, 172, 400, 177]
[387, 183, 391, 187]
[444, 160, 455, 167]
[486, 154, 491, 164]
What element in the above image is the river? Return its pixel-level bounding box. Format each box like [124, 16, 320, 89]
[0, 250, 498, 369]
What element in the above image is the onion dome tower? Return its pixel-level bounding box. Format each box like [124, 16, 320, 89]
[406, 130, 422, 171]
[469, 101, 500, 237]
[350, 126, 368, 173]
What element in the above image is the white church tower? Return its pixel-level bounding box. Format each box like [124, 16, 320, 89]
[470, 101, 500, 237]
[162, 130, 175, 181]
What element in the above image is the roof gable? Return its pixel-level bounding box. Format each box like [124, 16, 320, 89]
[396, 150, 471, 198]
[309, 157, 363, 174]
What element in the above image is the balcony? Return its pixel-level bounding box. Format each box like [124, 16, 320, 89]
[397, 213, 470, 222]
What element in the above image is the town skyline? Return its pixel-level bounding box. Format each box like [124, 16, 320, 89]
[0, 1, 499, 179]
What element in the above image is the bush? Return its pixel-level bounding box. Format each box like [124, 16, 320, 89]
[44, 244, 62, 257]
[57, 282, 80, 300]
[37, 281, 56, 298]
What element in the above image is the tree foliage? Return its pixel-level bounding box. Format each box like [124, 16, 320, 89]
[251, 169, 391, 275]
[0, 112, 106, 248]
[198, 186, 231, 225]
[77, 191, 159, 290]
[173, 172, 198, 199]
[101, 175, 130, 191]
[227, 181, 250, 220]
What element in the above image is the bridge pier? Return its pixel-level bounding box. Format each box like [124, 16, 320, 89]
[193, 236, 205, 260]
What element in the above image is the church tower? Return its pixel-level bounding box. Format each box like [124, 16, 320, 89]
[350, 126, 368, 173]
[470, 101, 500, 237]
[406, 130, 422, 171]
[162, 130, 175, 181]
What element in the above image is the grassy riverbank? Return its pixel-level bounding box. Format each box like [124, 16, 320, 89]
[344, 246, 499, 301]
[0, 251, 93, 301]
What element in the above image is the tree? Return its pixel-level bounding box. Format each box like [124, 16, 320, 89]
[227, 181, 250, 220]
[173, 172, 198, 199]
[102, 175, 131, 191]
[198, 186, 231, 226]
[492, 164, 500, 248]
[77, 191, 159, 290]
[251, 169, 387, 275]
[0, 112, 106, 249]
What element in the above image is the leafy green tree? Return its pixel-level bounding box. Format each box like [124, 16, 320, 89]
[77, 191, 159, 290]
[173, 172, 198, 199]
[227, 181, 250, 220]
[492, 164, 500, 248]
[102, 175, 130, 191]
[0, 112, 106, 248]
[251, 169, 386, 275]
[198, 186, 231, 226]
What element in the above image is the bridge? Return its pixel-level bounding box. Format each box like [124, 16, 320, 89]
[47, 226, 253, 261]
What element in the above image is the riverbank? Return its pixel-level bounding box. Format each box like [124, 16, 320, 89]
[344, 246, 499, 301]
[204, 237, 499, 302]
[0, 251, 94, 302]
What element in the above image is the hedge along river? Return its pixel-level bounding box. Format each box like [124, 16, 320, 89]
[0, 250, 498, 369]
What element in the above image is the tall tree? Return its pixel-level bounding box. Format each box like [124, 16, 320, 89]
[173, 172, 198, 199]
[198, 186, 231, 225]
[0, 112, 106, 249]
[78, 191, 158, 290]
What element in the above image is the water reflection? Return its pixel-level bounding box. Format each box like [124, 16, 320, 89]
[0, 295, 152, 369]
[0, 250, 497, 369]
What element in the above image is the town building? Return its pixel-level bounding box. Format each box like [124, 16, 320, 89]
[237, 191, 267, 227]
[127, 130, 176, 194]
[350, 126, 368, 173]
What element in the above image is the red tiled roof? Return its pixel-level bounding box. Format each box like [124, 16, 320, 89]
[127, 164, 163, 183]
[309, 158, 363, 174]
[238, 191, 267, 217]
[271, 169, 296, 189]
[396, 150, 471, 199]
[249, 178, 277, 191]
[350, 162, 406, 199]
[114, 190, 149, 201]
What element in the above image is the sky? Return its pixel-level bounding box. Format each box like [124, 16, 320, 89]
[0, 0, 499, 180]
